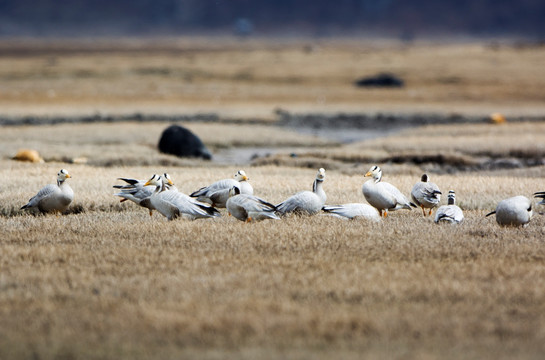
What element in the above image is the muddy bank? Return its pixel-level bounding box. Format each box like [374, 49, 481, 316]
[2, 110, 544, 129]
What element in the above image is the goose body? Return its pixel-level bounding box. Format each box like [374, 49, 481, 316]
[362, 166, 414, 217]
[226, 187, 279, 222]
[411, 174, 442, 216]
[276, 168, 326, 215]
[486, 195, 532, 226]
[190, 170, 253, 208]
[21, 169, 74, 214]
[322, 203, 380, 222]
[434, 190, 464, 224]
[113, 173, 175, 216]
[145, 174, 220, 220]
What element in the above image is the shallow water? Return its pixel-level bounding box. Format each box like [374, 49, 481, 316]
[212, 125, 406, 165]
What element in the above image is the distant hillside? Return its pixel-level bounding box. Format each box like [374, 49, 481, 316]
[1, 0, 544, 37]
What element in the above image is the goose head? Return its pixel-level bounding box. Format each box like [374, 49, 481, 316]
[57, 169, 71, 185]
[365, 166, 382, 183]
[163, 173, 175, 186]
[447, 190, 456, 205]
[229, 186, 241, 197]
[316, 168, 326, 181]
[144, 174, 163, 188]
[234, 170, 249, 182]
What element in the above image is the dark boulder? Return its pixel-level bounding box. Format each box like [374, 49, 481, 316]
[158, 125, 212, 160]
[354, 73, 404, 88]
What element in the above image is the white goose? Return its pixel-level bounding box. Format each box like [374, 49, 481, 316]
[190, 170, 253, 208]
[226, 186, 280, 222]
[144, 174, 220, 220]
[486, 195, 532, 226]
[113, 173, 175, 216]
[434, 190, 464, 224]
[322, 203, 380, 222]
[411, 174, 442, 216]
[21, 169, 74, 214]
[276, 168, 326, 215]
[362, 165, 415, 217]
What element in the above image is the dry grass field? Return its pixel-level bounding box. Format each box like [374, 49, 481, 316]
[2, 38, 545, 359]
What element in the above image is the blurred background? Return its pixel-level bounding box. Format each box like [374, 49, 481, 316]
[1, 0, 544, 39]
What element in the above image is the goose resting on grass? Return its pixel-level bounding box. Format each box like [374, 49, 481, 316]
[362, 166, 415, 217]
[486, 195, 532, 226]
[322, 203, 380, 222]
[276, 168, 326, 216]
[411, 174, 442, 216]
[113, 173, 175, 216]
[21, 169, 74, 214]
[144, 174, 220, 221]
[190, 170, 253, 208]
[434, 190, 464, 224]
[226, 186, 280, 222]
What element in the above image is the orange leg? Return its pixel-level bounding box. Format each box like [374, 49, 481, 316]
[383, 210, 388, 218]
[421, 205, 426, 216]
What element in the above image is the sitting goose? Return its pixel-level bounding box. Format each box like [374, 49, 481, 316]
[226, 186, 280, 222]
[362, 165, 415, 217]
[144, 174, 220, 220]
[434, 190, 464, 224]
[276, 168, 326, 215]
[113, 173, 175, 216]
[21, 169, 74, 214]
[190, 170, 253, 208]
[322, 203, 380, 222]
[411, 174, 442, 216]
[486, 195, 532, 226]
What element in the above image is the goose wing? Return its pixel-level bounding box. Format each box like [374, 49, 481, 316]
[276, 191, 322, 215]
[380, 182, 413, 209]
[434, 205, 464, 223]
[323, 203, 380, 221]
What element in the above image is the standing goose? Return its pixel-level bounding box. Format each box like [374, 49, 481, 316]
[276, 168, 326, 215]
[322, 203, 380, 222]
[190, 170, 253, 208]
[411, 174, 442, 216]
[434, 190, 464, 224]
[21, 169, 74, 214]
[226, 186, 280, 222]
[362, 165, 415, 217]
[144, 174, 220, 220]
[486, 195, 532, 226]
[113, 173, 175, 216]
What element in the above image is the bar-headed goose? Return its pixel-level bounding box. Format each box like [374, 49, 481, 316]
[486, 195, 532, 226]
[411, 174, 442, 216]
[190, 170, 253, 208]
[114, 173, 175, 215]
[21, 169, 74, 214]
[226, 186, 279, 222]
[434, 190, 464, 224]
[144, 174, 220, 220]
[276, 168, 326, 215]
[322, 203, 380, 222]
[362, 165, 415, 217]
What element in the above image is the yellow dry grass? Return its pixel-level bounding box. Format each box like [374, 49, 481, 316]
[2, 158, 545, 360]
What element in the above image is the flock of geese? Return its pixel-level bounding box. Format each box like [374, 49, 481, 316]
[20, 167, 544, 226]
